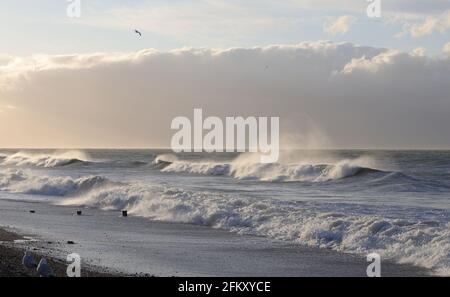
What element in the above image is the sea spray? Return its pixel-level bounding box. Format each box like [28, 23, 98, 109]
[1, 150, 90, 168]
[158, 154, 383, 182]
[171, 109, 280, 163]
[0, 169, 112, 196]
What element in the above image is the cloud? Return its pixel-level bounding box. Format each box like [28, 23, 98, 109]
[443, 42, 450, 55]
[409, 11, 450, 37]
[75, 1, 448, 44]
[324, 16, 357, 35]
[294, 0, 450, 14]
[411, 47, 426, 57]
[1, 41, 450, 149]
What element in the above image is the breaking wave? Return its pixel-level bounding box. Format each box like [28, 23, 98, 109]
[155, 154, 384, 182]
[0, 169, 112, 196]
[0, 151, 90, 168]
[60, 180, 450, 276]
[1, 168, 448, 275]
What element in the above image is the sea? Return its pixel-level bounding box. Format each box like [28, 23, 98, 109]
[0, 149, 449, 274]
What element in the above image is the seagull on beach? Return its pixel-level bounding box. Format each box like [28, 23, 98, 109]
[22, 251, 38, 269]
[134, 29, 142, 37]
[37, 258, 54, 277]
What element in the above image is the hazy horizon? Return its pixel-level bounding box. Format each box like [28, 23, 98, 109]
[2, 147, 450, 151]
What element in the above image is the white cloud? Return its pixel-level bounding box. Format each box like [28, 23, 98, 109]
[411, 47, 426, 56]
[409, 11, 450, 37]
[1, 42, 450, 149]
[51, 1, 450, 50]
[443, 42, 450, 55]
[324, 16, 357, 35]
[292, 0, 450, 15]
[75, 1, 446, 41]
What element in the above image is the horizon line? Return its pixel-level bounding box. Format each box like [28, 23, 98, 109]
[1, 147, 450, 151]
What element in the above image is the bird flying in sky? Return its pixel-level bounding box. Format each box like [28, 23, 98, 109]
[134, 29, 142, 37]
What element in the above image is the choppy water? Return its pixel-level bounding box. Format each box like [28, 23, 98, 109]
[0, 149, 449, 274]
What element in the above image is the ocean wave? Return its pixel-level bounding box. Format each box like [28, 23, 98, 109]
[60, 181, 450, 275]
[2, 168, 448, 274]
[0, 169, 112, 196]
[0, 151, 90, 168]
[362, 171, 450, 193]
[156, 154, 383, 182]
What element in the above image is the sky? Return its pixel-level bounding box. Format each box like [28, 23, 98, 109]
[1, 0, 450, 149]
[1, 0, 450, 55]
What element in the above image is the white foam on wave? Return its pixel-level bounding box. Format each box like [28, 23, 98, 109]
[1, 151, 90, 168]
[1, 168, 448, 275]
[59, 179, 450, 275]
[159, 154, 381, 182]
[0, 169, 110, 196]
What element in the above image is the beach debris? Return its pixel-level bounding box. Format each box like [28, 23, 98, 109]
[37, 258, 54, 277]
[22, 251, 38, 269]
[76, 210, 82, 216]
[122, 210, 128, 217]
[29, 210, 35, 214]
[134, 29, 142, 37]
[67, 240, 75, 245]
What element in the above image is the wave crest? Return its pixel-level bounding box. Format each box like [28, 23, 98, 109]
[0, 169, 111, 196]
[159, 155, 383, 182]
[1, 151, 90, 168]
